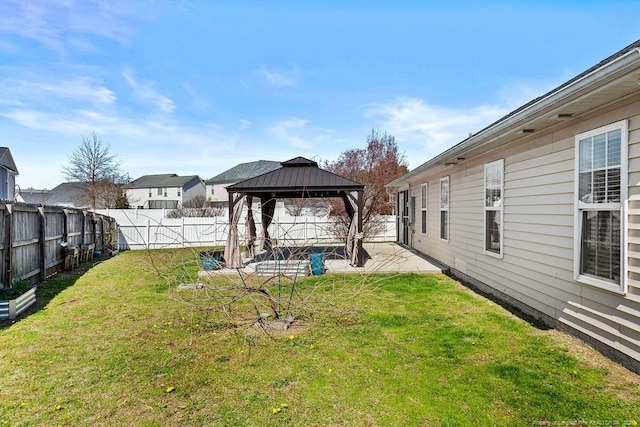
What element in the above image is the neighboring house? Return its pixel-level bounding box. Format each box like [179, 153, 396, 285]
[19, 183, 92, 208]
[16, 188, 50, 205]
[0, 148, 18, 201]
[205, 160, 281, 207]
[127, 174, 205, 209]
[388, 40, 640, 372]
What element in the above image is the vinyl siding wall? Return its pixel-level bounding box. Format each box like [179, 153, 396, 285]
[404, 94, 640, 368]
[127, 187, 181, 208]
[183, 181, 206, 202]
[207, 183, 233, 203]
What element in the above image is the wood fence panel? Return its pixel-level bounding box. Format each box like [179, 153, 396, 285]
[66, 210, 84, 247]
[95, 217, 103, 250]
[0, 203, 116, 289]
[83, 213, 94, 246]
[12, 206, 41, 282]
[44, 207, 66, 277]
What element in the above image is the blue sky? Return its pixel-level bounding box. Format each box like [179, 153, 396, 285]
[1, 1, 639, 190]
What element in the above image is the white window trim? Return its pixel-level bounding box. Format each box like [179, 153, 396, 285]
[421, 183, 428, 235]
[440, 176, 449, 242]
[573, 120, 628, 294]
[484, 159, 504, 259]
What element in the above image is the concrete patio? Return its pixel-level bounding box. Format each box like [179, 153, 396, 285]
[323, 242, 443, 274]
[201, 242, 443, 276]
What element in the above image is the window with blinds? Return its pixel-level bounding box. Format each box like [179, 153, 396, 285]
[575, 120, 627, 293]
[440, 177, 449, 241]
[485, 159, 504, 256]
[421, 183, 427, 235]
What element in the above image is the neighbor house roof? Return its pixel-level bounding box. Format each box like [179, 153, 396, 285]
[17, 188, 50, 205]
[226, 156, 363, 198]
[18, 183, 96, 208]
[45, 182, 90, 208]
[389, 38, 640, 186]
[129, 174, 203, 189]
[0, 148, 18, 173]
[205, 160, 281, 185]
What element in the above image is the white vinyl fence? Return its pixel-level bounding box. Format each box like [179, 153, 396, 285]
[97, 208, 396, 250]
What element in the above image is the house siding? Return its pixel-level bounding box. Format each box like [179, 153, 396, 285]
[208, 183, 233, 204]
[184, 181, 205, 202]
[0, 168, 8, 200]
[127, 181, 205, 209]
[404, 94, 640, 370]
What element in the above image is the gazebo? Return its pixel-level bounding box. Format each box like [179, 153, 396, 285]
[223, 157, 365, 269]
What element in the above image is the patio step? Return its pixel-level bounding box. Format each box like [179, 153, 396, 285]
[254, 260, 311, 278]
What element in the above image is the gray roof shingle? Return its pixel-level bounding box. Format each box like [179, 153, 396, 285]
[205, 160, 281, 184]
[129, 174, 202, 189]
[20, 183, 91, 207]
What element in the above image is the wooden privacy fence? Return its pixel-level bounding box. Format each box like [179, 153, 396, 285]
[1, 203, 118, 289]
[97, 209, 396, 250]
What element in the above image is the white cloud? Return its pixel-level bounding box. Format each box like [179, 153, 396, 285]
[5, 108, 93, 135]
[256, 65, 298, 88]
[183, 84, 213, 113]
[265, 118, 339, 153]
[267, 118, 313, 149]
[123, 70, 175, 113]
[365, 97, 508, 154]
[0, 0, 156, 53]
[239, 119, 252, 130]
[65, 0, 143, 43]
[3, 105, 240, 186]
[0, 107, 227, 149]
[0, 77, 116, 105]
[496, 80, 559, 109]
[0, 1, 62, 51]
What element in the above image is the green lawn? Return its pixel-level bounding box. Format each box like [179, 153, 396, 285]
[0, 249, 638, 426]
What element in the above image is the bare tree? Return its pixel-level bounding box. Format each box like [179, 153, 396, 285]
[167, 194, 224, 218]
[62, 132, 130, 209]
[95, 172, 131, 209]
[284, 198, 306, 216]
[284, 198, 330, 216]
[324, 129, 408, 240]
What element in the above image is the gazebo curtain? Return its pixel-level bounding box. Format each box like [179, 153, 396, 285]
[259, 197, 277, 251]
[223, 190, 363, 268]
[245, 196, 257, 256]
[345, 191, 361, 266]
[224, 193, 245, 268]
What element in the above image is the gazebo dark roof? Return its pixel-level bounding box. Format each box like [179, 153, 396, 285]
[226, 156, 363, 198]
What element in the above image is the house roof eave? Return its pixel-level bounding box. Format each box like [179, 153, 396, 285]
[0, 148, 18, 174]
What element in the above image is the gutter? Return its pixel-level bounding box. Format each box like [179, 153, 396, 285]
[389, 46, 640, 187]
